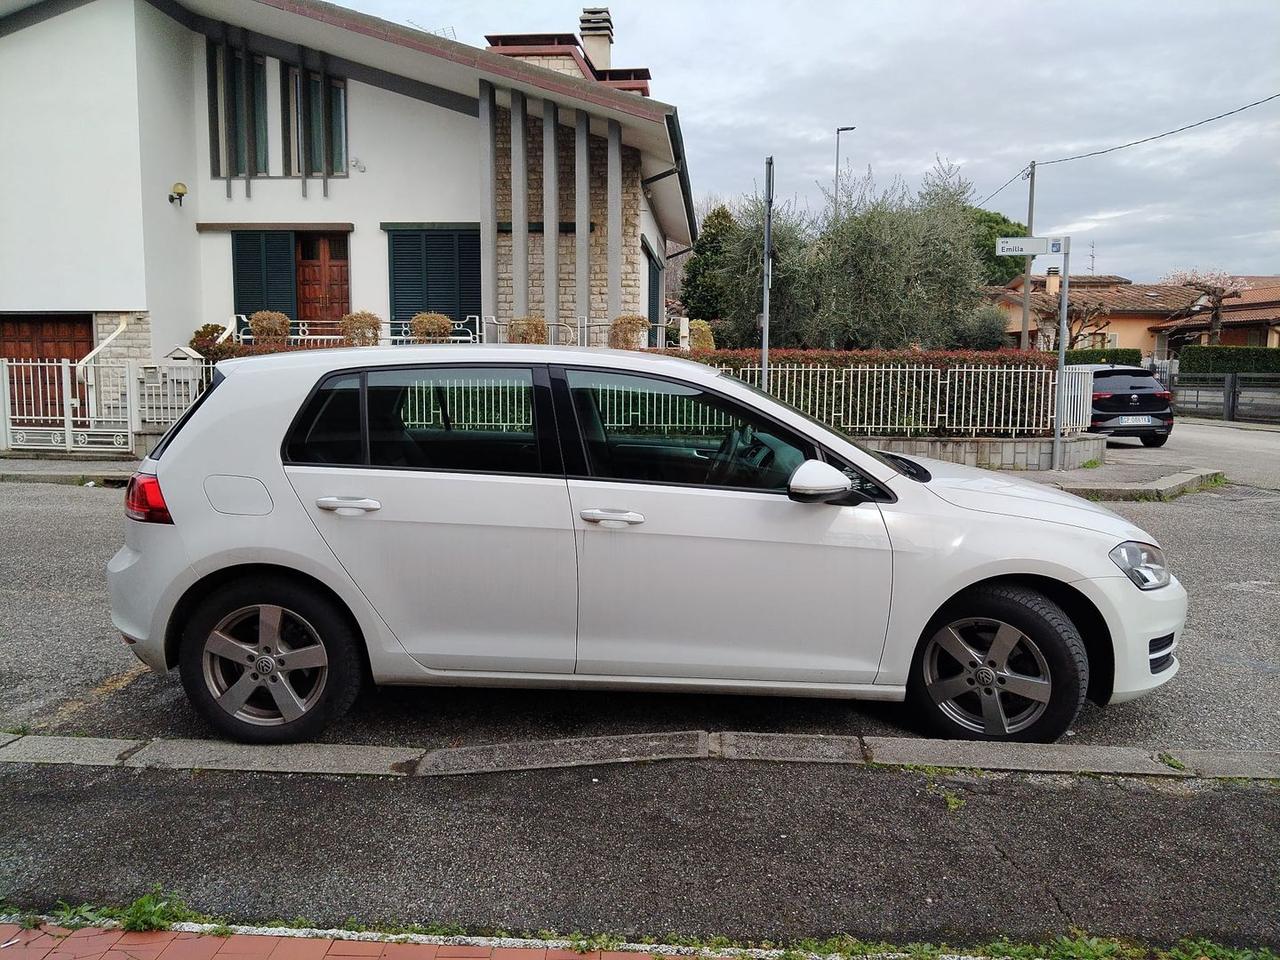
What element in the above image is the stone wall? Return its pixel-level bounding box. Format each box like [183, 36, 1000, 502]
[92, 312, 151, 361]
[865, 432, 1107, 471]
[493, 107, 644, 329]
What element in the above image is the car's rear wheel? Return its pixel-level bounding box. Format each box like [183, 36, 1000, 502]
[906, 583, 1088, 743]
[178, 576, 363, 743]
[1141, 434, 1169, 447]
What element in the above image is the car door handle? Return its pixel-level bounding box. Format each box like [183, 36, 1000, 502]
[315, 496, 382, 514]
[580, 508, 645, 526]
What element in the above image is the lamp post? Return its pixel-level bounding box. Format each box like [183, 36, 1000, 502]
[833, 125, 856, 222]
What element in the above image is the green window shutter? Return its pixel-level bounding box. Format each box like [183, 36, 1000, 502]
[645, 247, 663, 346]
[232, 231, 297, 321]
[458, 231, 482, 330]
[389, 232, 427, 332]
[425, 232, 460, 318]
[388, 229, 482, 336]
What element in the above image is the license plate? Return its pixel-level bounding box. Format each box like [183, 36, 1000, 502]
[1117, 415, 1152, 425]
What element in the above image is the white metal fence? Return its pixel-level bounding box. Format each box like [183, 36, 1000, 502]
[0, 356, 1094, 455]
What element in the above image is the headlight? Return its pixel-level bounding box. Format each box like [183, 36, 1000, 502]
[1109, 541, 1171, 590]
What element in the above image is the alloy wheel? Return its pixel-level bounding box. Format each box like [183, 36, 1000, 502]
[922, 617, 1052, 736]
[201, 604, 329, 726]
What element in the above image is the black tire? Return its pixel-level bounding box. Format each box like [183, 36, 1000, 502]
[1141, 434, 1169, 447]
[906, 583, 1088, 743]
[178, 575, 364, 743]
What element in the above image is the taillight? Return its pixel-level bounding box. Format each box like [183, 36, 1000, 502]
[125, 473, 173, 524]
[1154, 390, 1172, 400]
[1092, 392, 1112, 400]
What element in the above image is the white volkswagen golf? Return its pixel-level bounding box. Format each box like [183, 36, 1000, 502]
[107, 346, 1185, 744]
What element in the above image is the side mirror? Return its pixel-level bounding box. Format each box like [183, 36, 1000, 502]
[788, 459, 854, 504]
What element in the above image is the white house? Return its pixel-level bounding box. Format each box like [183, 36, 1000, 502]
[0, 0, 697, 360]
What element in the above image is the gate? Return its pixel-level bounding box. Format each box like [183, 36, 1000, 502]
[1, 359, 134, 453]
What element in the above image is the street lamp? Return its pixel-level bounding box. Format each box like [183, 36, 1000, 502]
[833, 125, 856, 221]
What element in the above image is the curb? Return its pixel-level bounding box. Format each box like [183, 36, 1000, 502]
[0, 472, 132, 486]
[1050, 468, 1224, 501]
[1, 731, 1276, 780]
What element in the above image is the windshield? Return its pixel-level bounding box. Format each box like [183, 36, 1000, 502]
[723, 372, 905, 475]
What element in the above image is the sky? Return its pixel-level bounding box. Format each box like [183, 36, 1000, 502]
[340, 0, 1280, 282]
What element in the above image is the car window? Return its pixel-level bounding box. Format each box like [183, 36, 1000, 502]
[285, 373, 362, 465]
[564, 368, 814, 491]
[1093, 369, 1161, 390]
[366, 367, 541, 474]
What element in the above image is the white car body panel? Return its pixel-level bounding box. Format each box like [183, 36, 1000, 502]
[106, 345, 1185, 712]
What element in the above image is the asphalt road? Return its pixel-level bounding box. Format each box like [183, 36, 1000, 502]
[1106, 419, 1280, 490]
[1, 459, 1277, 750]
[1, 760, 1276, 947]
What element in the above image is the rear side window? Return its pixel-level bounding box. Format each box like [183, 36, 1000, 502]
[150, 368, 223, 460]
[284, 374, 362, 464]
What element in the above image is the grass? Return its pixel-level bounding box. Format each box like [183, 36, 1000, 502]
[1080, 459, 1103, 469]
[1157, 752, 1188, 771]
[2, 723, 31, 736]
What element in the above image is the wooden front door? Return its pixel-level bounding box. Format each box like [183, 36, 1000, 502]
[0, 313, 94, 360]
[295, 233, 350, 332]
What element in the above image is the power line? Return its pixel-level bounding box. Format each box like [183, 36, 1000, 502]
[977, 91, 1280, 206]
[1039, 91, 1280, 165]
[978, 165, 1030, 206]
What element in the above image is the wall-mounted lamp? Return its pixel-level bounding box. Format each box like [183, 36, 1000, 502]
[168, 182, 188, 206]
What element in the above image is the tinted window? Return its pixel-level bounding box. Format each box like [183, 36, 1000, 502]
[366, 367, 541, 474]
[565, 369, 813, 491]
[1093, 369, 1161, 389]
[285, 374, 362, 464]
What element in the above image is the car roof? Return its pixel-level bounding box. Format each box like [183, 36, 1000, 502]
[216, 344, 723, 380]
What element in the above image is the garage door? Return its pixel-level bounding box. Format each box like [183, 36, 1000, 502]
[0, 314, 95, 360]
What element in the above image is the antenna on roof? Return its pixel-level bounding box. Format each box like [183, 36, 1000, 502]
[406, 18, 456, 40]
[1089, 240, 1096, 275]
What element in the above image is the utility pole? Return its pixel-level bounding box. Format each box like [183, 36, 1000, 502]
[833, 126, 855, 222]
[1019, 160, 1036, 350]
[1052, 238, 1072, 471]
[762, 156, 774, 390]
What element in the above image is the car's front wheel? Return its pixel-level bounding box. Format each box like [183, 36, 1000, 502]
[178, 576, 363, 743]
[906, 583, 1088, 743]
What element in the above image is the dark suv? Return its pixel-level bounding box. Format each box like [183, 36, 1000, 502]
[1087, 365, 1174, 447]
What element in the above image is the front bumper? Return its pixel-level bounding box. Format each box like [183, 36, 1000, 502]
[1073, 573, 1187, 704]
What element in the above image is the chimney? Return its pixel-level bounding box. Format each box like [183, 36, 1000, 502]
[1045, 266, 1061, 298]
[579, 7, 613, 70]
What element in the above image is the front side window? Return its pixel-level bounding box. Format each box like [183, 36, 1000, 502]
[565, 369, 813, 491]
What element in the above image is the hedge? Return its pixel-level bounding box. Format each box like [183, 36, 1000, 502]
[1062, 347, 1143, 366]
[1178, 345, 1280, 374]
[663, 348, 1055, 372]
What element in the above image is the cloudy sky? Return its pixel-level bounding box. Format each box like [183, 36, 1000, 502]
[345, 0, 1279, 281]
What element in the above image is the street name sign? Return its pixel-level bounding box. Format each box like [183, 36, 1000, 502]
[997, 236, 1069, 256]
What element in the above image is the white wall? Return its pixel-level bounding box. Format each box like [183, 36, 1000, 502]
[134, 1, 201, 354]
[193, 45, 484, 332]
[0, 0, 147, 311]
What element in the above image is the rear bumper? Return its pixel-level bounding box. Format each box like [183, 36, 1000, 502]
[107, 523, 194, 672]
[1090, 415, 1173, 438]
[1073, 574, 1187, 704]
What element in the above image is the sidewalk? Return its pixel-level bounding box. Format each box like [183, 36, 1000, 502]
[0, 457, 138, 485]
[1012, 460, 1223, 500]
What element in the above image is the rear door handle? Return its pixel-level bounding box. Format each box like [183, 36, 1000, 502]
[580, 508, 645, 526]
[316, 496, 382, 514]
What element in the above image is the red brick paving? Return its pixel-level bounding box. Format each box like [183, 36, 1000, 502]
[0, 928, 640, 960]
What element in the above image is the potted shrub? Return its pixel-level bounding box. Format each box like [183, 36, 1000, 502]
[608, 314, 649, 349]
[409, 312, 453, 343]
[248, 310, 290, 347]
[508, 315, 548, 344]
[339, 310, 382, 346]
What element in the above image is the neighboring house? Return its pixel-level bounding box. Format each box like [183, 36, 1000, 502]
[989, 272, 1201, 357]
[0, 0, 696, 361]
[1148, 276, 1280, 354]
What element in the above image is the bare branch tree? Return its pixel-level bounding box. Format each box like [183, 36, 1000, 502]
[1033, 295, 1112, 349]
[1161, 268, 1251, 345]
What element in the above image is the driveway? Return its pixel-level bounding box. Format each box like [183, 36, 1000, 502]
[1105, 418, 1280, 490]
[2, 475, 1276, 751]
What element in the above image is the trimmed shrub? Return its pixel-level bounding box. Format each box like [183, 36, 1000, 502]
[409, 312, 453, 342]
[1179, 345, 1280, 374]
[248, 310, 290, 345]
[688, 319, 715, 351]
[189, 323, 226, 357]
[508, 315, 548, 344]
[609, 314, 650, 350]
[339, 310, 382, 346]
[1063, 347, 1142, 366]
[668, 348, 1055, 372]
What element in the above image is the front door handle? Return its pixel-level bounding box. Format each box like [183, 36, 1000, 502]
[580, 508, 645, 527]
[316, 496, 382, 515]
